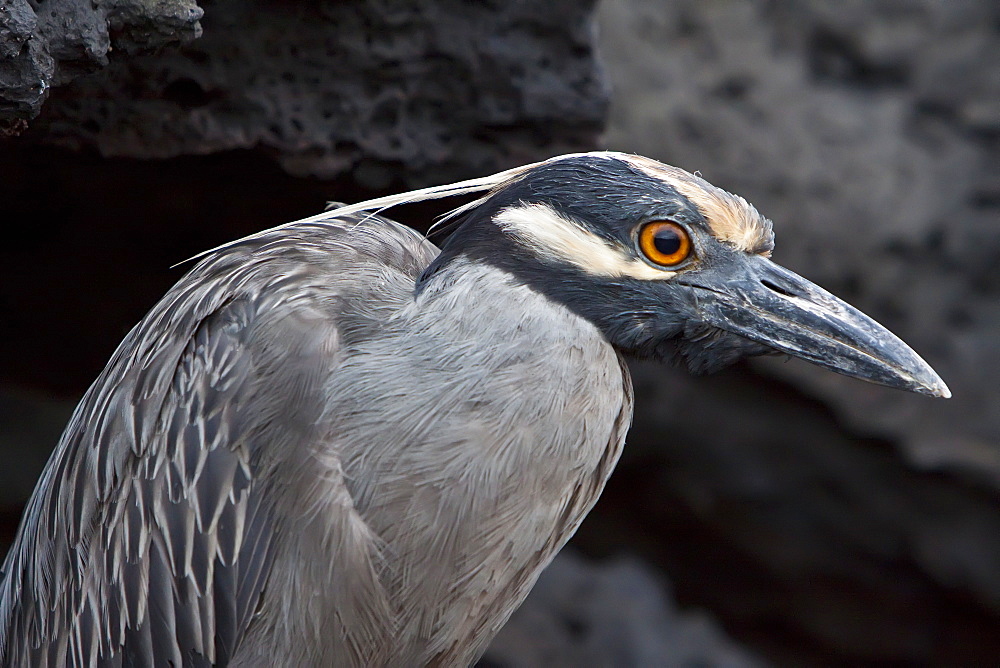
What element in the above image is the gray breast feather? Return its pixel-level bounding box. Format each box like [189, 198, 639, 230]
[0, 215, 436, 666]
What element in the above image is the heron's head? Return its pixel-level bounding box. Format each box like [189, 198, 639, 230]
[419, 153, 949, 397]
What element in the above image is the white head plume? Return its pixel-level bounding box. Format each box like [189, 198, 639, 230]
[175, 152, 626, 266]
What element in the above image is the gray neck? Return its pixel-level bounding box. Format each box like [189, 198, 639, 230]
[324, 254, 628, 505]
[265, 257, 633, 665]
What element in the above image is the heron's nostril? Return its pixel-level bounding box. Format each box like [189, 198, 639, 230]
[761, 278, 797, 298]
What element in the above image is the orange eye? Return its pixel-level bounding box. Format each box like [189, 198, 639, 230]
[638, 221, 692, 267]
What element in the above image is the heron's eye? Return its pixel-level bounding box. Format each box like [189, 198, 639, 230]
[638, 221, 692, 267]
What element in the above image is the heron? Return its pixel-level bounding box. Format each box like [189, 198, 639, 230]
[0, 152, 949, 666]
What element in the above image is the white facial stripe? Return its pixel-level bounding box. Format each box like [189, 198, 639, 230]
[494, 203, 674, 281]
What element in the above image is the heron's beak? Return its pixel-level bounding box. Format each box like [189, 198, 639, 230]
[687, 254, 951, 398]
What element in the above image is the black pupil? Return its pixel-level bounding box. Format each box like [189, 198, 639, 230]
[653, 227, 682, 256]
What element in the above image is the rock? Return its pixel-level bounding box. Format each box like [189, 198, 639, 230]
[0, 0, 51, 119]
[0, 0, 202, 120]
[481, 550, 764, 668]
[26, 0, 607, 182]
[592, 0, 1000, 662]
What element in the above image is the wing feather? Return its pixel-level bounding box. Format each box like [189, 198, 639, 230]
[0, 293, 272, 668]
[0, 215, 438, 665]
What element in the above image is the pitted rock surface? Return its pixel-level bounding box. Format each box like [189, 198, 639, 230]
[24, 0, 606, 183]
[0, 0, 202, 121]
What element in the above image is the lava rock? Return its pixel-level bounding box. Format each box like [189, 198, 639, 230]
[0, 0, 203, 120]
[593, 0, 1000, 662]
[481, 550, 764, 668]
[27, 0, 607, 182]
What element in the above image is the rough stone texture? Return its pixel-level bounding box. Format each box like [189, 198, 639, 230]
[590, 0, 1000, 663]
[29, 0, 607, 183]
[480, 550, 764, 668]
[0, 0, 203, 121]
[0, 0, 51, 121]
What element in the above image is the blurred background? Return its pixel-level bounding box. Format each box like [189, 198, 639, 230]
[1, 0, 998, 664]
